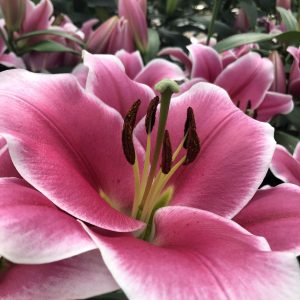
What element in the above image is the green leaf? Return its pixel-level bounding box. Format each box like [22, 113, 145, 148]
[15, 29, 85, 47]
[275, 131, 300, 154]
[214, 31, 300, 52]
[239, 0, 257, 29]
[20, 40, 81, 55]
[144, 28, 160, 63]
[276, 7, 298, 31]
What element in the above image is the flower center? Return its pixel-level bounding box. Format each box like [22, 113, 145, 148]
[237, 100, 258, 119]
[122, 80, 200, 239]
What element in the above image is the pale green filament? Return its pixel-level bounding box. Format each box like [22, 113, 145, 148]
[135, 81, 179, 220]
[132, 133, 151, 217]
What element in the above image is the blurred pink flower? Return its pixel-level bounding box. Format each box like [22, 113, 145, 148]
[235, 8, 250, 32]
[159, 44, 293, 121]
[0, 0, 25, 31]
[287, 46, 300, 98]
[268, 50, 286, 93]
[119, 0, 148, 52]
[276, 0, 291, 10]
[270, 142, 300, 186]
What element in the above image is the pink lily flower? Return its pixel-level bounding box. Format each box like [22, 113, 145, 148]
[270, 142, 300, 186]
[159, 44, 293, 122]
[0, 53, 299, 299]
[287, 46, 300, 98]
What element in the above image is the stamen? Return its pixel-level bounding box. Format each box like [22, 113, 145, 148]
[136, 80, 179, 220]
[145, 96, 159, 134]
[184, 107, 196, 149]
[184, 128, 200, 165]
[122, 100, 141, 165]
[122, 123, 135, 164]
[124, 99, 141, 128]
[236, 100, 240, 108]
[161, 130, 172, 174]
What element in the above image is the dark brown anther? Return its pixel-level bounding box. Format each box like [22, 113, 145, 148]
[124, 99, 141, 129]
[184, 128, 200, 165]
[122, 123, 135, 165]
[122, 100, 141, 165]
[145, 96, 159, 134]
[161, 130, 172, 174]
[184, 107, 196, 149]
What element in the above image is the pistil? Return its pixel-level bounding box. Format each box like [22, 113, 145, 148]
[121, 79, 201, 238]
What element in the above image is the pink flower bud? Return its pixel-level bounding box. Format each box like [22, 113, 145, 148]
[87, 16, 119, 53]
[276, 0, 291, 10]
[0, 0, 25, 31]
[106, 17, 135, 54]
[268, 51, 286, 93]
[118, 0, 148, 53]
[234, 8, 250, 32]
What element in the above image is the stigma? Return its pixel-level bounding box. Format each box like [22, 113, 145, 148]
[121, 80, 201, 235]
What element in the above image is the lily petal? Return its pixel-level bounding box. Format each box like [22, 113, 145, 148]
[134, 58, 185, 91]
[116, 50, 143, 79]
[234, 184, 300, 255]
[256, 91, 293, 122]
[136, 82, 275, 218]
[22, 0, 53, 32]
[0, 69, 144, 232]
[158, 47, 192, 74]
[83, 51, 155, 121]
[188, 44, 223, 82]
[1, 250, 118, 300]
[84, 206, 300, 300]
[0, 53, 25, 69]
[0, 178, 96, 264]
[270, 145, 300, 185]
[293, 142, 300, 163]
[215, 52, 274, 110]
[0, 137, 20, 178]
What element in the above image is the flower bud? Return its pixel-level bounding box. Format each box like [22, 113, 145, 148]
[87, 16, 119, 54]
[234, 8, 250, 32]
[106, 17, 135, 54]
[118, 0, 148, 53]
[0, 0, 25, 32]
[268, 51, 286, 93]
[276, 0, 291, 10]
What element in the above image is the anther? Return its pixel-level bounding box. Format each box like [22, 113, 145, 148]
[145, 96, 159, 134]
[122, 123, 135, 164]
[236, 100, 240, 108]
[124, 99, 141, 129]
[184, 107, 196, 149]
[122, 100, 141, 165]
[184, 128, 200, 165]
[161, 130, 172, 174]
